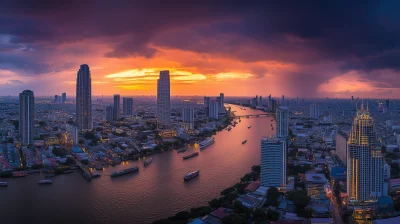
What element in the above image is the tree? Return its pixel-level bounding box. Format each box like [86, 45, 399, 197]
[65, 157, 74, 165]
[251, 165, 261, 174]
[81, 159, 89, 165]
[222, 214, 247, 224]
[52, 147, 64, 157]
[221, 187, 236, 196]
[267, 187, 281, 206]
[252, 208, 267, 221]
[267, 209, 279, 221]
[233, 200, 246, 213]
[168, 211, 191, 221]
[209, 198, 222, 208]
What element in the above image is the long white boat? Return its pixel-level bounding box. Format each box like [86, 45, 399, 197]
[0, 182, 8, 187]
[38, 180, 52, 185]
[199, 137, 215, 149]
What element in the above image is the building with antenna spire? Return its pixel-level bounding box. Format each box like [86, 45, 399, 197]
[347, 102, 384, 202]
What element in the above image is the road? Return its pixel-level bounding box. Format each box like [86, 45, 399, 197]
[331, 193, 344, 224]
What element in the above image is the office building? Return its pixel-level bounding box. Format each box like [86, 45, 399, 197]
[305, 172, 327, 199]
[54, 95, 60, 103]
[259, 96, 263, 106]
[384, 162, 391, 179]
[270, 99, 277, 113]
[281, 95, 285, 106]
[204, 96, 211, 116]
[219, 93, 224, 109]
[251, 98, 257, 108]
[76, 64, 92, 131]
[209, 100, 219, 119]
[113, 94, 120, 121]
[66, 123, 79, 145]
[386, 100, 391, 108]
[310, 103, 320, 119]
[335, 131, 348, 165]
[157, 70, 171, 127]
[62, 92, 66, 103]
[261, 137, 286, 187]
[182, 107, 195, 130]
[123, 97, 133, 116]
[276, 106, 289, 139]
[347, 105, 384, 202]
[105, 105, 114, 122]
[268, 95, 272, 108]
[19, 90, 35, 145]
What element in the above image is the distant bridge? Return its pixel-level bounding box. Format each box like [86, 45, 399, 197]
[234, 113, 275, 119]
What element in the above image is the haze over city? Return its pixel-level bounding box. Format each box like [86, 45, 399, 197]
[1, 1, 400, 98]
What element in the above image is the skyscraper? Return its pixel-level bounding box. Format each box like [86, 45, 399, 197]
[310, 103, 320, 119]
[281, 95, 285, 106]
[259, 96, 263, 106]
[219, 93, 224, 109]
[204, 96, 210, 117]
[347, 105, 384, 202]
[113, 94, 120, 121]
[276, 106, 289, 139]
[157, 70, 170, 127]
[105, 105, 114, 122]
[123, 97, 133, 116]
[76, 64, 92, 131]
[209, 100, 219, 119]
[261, 137, 286, 187]
[182, 107, 195, 130]
[62, 92, 66, 103]
[54, 95, 59, 103]
[336, 131, 348, 165]
[19, 90, 35, 145]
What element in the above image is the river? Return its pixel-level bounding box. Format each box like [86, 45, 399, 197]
[0, 104, 274, 224]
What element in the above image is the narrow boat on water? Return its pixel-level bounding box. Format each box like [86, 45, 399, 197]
[248, 126, 251, 129]
[0, 182, 8, 187]
[177, 148, 187, 153]
[183, 152, 199, 160]
[95, 165, 104, 171]
[38, 180, 52, 185]
[63, 170, 73, 174]
[199, 137, 215, 149]
[242, 140, 247, 144]
[111, 166, 139, 177]
[144, 157, 153, 166]
[45, 174, 55, 178]
[184, 170, 200, 181]
[92, 173, 101, 178]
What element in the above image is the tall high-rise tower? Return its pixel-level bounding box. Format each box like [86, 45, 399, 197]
[61, 92, 66, 103]
[276, 106, 289, 139]
[219, 93, 224, 109]
[347, 105, 384, 202]
[261, 137, 286, 187]
[123, 97, 133, 116]
[157, 70, 171, 128]
[76, 64, 92, 131]
[105, 105, 114, 122]
[182, 107, 195, 130]
[310, 103, 320, 119]
[113, 94, 120, 121]
[19, 90, 35, 145]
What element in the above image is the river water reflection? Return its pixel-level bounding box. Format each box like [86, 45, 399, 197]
[0, 104, 275, 224]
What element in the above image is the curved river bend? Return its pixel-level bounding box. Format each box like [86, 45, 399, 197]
[0, 105, 275, 224]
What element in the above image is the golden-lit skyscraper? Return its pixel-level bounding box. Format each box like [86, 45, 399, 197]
[347, 104, 383, 202]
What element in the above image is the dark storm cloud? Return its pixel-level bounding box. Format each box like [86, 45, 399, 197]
[1, 0, 400, 81]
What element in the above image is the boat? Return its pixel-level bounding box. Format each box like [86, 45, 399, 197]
[63, 170, 73, 174]
[111, 166, 139, 177]
[45, 174, 55, 178]
[177, 148, 187, 153]
[38, 180, 53, 184]
[12, 171, 27, 177]
[184, 170, 200, 181]
[183, 152, 199, 160]
[242, 140, 247, 144]
[227, 127, 232, 131]
[95, 165, 104, 171]
[92, 173, 101, 178]
[239, 119, 241, 122]
[0, 182, 8, 187]
[199, 137, 215, 149]
[144, 157, 153, 166]
[248, 126, 251, 129]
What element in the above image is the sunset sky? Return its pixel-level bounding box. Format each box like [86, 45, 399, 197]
[1, 1, 400, 98]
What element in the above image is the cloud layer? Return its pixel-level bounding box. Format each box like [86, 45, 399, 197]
[1, 1, 400, 98]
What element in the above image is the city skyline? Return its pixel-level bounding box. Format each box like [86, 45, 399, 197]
[2, 2, 400, 98]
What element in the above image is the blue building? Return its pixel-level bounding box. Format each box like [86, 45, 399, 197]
[331, 166, 346, 180]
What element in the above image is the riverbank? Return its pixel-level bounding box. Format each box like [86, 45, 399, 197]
[153, 165, 262, 224]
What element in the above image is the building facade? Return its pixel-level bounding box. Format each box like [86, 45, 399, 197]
[347, 106, 384, 202]
[66, 123, 79, 145]
[113, 94, 120, 121]
[310, 103, 320, 119]
[105, 105, 114, 122]
[157, 70, 171, 128]
[276, 106, 289, 139]
[122, 97, 133, 116]
[204, 96, 210, 116]
[62, 92, 66, 103]
[182, 107, 195, 130]
[335, 130, 348, 165]
[19, 90, 35, 145]
[219, 93, 224, 109]
[76, 64, 92, 131]
[209, 100, 219, 119]
[261, 137, 286, 187]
